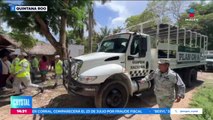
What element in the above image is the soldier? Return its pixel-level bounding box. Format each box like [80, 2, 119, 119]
[140, 59, 185, 120]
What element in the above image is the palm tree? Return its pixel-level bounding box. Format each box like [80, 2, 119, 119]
[113, 26, 122, 34]
[98, 26, 111, 41]
[87, 0, 110, 52]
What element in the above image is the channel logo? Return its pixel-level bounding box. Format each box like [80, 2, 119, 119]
[10, 96, 32, 114]
[185, 8, 198, 22]
[10, 6, 47, 12]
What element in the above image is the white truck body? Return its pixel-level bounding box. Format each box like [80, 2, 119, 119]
[63, 20, 208, 108]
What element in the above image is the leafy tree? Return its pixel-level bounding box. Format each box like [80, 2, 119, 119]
[98, 26, 111, 41]
[146, 1, 170, 23]
[179, 1, 213, 49]
[168, 1, 184, 24]
[0, 26, 5, 34]
[125, 1, 171, 32]
[112, 26, 122, 34]
[90, 26, 111, 52]
[0, 0, 89, 58]
[87, 0, 110, 53]
[9, 31, 38, 49]
[125, 10, 155, 28]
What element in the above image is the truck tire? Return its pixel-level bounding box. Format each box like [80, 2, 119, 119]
[95, 80, 129, 108]
[185, 69, 197, 87]
[192, 69, 198, 82]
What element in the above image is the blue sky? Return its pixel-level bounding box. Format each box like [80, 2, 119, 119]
[94, 1, 148, 30]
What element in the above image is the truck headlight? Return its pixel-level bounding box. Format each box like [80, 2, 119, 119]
[79, 76, 97, 83]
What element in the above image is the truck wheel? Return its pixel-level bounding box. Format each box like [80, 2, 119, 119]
[185, 69, 197, 87]
[191, 69, 197, 82]
[95, 80, 129, 108]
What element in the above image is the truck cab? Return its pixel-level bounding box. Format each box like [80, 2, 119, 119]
[64, 32, 152, 108]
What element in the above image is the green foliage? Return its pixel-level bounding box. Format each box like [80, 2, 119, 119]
[112, 26, 122, 34]
[125, 1, 171, 32]
[183, 84, 213, 120]
[179, 1, 213, 50]
[0, 0, 88, 34]
[99, 26, 111, 40]
[0, 26, 5, 34]
[9, 31, 38, 49]
[125, 10, 155, 28]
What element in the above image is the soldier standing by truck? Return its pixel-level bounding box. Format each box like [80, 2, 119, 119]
[140, 59, 186, 120]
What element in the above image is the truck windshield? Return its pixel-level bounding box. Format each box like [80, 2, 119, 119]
[98, 34, 130, 53]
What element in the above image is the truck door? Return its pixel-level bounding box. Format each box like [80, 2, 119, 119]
[126, 34, 151, 78]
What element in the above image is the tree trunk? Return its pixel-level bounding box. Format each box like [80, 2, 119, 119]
[34, 14, 59, 48]
[88, 7, 93, 53]
[59, 0, 69, 59]
[35, 0, 68, 59]
[60, 13, 68, 59]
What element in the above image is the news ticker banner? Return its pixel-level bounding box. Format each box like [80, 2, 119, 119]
[10, 96, 203, 115]
[10, 6, 47, 12]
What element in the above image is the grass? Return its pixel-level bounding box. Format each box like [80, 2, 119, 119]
[183, 82, 213, 120]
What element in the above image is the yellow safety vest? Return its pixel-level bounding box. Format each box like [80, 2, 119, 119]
[10, 57, 20, 74]
[16, 59, 30, 78]
[32, 58, 39, 68]
[55, 60, 63, 75]
[27, 61, 31, 72]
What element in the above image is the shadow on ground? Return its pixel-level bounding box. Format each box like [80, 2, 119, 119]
[185, 80, 204, 92]
[33, 80, 204, 120]
[31, 88, 156, 120]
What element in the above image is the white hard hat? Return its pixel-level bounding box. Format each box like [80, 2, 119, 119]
[55, 55, 60, 58]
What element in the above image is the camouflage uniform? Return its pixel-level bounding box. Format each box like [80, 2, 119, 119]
[142, 68, 185, 120]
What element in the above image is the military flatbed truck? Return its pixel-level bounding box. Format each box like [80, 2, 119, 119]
[63, 20, 208, 108]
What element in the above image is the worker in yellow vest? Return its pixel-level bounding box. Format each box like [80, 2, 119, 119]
[13, 52, 43, 95]
[6, 52, 20, 86]
[31, 55, 39, 81]
[53, 55, 63, 88]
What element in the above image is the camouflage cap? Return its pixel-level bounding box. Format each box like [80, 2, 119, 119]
[158, 59, 170, 64]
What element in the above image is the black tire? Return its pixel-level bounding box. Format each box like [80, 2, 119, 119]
[185, 69, 197, 87]
[191, 69, 198, 82]
[95, 80, 129, 108]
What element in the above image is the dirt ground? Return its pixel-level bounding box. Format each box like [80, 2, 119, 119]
[0, 71, 213, 120]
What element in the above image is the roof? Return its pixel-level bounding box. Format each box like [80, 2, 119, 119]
[28, 42, 56, 55]
[0, 34, 20, 49]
